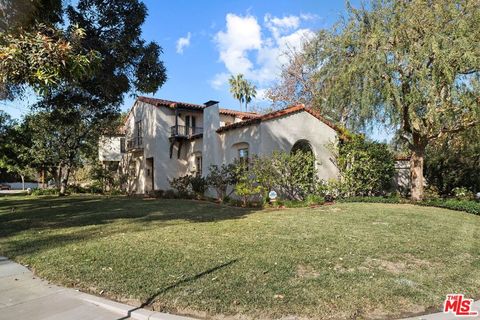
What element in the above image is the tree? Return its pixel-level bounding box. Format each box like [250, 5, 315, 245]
[0, 111, 36, 189]
[242, 79, 256, 112]
[301, 0, 480, 200]
[228, 74, 257, 112]
[229, 74, 245, 110]
[32, 0, 167, 194]
[425, 125, 480, 194]
[0, 0, 99, 99]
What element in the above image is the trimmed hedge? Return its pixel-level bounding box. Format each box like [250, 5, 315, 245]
[340, 197, 480, 215]
[419, 199, 480, 215]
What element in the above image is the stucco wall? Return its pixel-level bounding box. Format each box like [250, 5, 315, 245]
[98, 136, 123, 162]
[216, 111, 339, 181]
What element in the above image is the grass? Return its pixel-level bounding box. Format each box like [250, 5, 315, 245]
[0, 195, 479, 319]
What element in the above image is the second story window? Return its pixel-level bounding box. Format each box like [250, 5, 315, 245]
[195, 155, 202, 176]
[135, 120, 143, 146]
[120, 137, 126, 153]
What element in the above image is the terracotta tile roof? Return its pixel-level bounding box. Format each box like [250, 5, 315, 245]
[219, 108, 260, 120]
[216, 104, 342, 133]
[138, 96, 204, 110]
[137, 96, 260, 119]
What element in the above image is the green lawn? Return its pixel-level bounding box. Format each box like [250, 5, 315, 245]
[1, 196, 479, 319]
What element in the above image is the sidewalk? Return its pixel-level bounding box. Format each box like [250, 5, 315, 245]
[0, 256, 194, 320]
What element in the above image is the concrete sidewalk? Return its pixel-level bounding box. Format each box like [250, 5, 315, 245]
[0, 257, 194, 320]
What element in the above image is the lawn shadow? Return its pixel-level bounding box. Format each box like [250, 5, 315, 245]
[0, 196, 257, 239]
[116, 259, 239, 320]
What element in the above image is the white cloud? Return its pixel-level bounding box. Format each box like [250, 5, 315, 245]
[176, 32, 191, 54]
[212, 13, 315, 90]
[214, 14, 262, 75]
[210, 72, 230, 90]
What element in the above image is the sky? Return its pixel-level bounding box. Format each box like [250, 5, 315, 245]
[2, 0, 395, 141]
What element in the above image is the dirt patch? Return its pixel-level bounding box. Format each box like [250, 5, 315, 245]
[364, 255, 442, 274]
[296, 264, 320, 279]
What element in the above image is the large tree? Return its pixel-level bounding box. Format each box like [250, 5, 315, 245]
[299, 0, 480, 200]
[32, 0, 167, 194]
[228, 74, 257, 112]
[0, 0, 99, 99]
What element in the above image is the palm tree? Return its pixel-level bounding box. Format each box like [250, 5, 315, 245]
[243, 80, 257, 112]
[229, 74, 245, 110]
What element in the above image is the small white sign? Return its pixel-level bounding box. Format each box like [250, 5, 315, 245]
[268, 190, 277, 200]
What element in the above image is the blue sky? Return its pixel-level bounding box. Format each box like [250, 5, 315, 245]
[2, 1, 398, 140]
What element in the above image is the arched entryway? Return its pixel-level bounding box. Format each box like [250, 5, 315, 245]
[291, 139, 316, 181]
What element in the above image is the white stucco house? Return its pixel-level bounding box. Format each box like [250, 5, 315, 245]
[99, 96, 341, 194]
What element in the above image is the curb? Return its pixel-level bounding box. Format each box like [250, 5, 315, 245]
[78, 293, 196, 320]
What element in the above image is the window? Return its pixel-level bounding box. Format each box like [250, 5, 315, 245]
[238, 148, 249, 165]
[195, 155, 202, 176]
[120, 137, 126, 153]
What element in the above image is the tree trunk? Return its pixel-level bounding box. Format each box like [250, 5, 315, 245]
[59, 166, 71, 195]
[21, 175, 25, 190]
[410, 146, 425, 201]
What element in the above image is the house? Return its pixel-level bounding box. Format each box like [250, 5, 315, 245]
[99, 96, 341, 194]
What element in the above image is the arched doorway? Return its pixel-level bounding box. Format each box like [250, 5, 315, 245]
[291, 139, 314, 155]
[291, 139, 316, 183]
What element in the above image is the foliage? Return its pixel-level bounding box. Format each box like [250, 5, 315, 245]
[205, 164, 237, 201]
[0, 0, 100, 99]
[0, 25, 99, 99]
[451, 187, 474, 201]
[251, 151, 318, 201]
[425, 125, 480, 194]
[169, 175, 193, 198]
[337, 135, 395, 197]
[228, 73, 257, 112]
[90, 162, 123, 194]
[423, 185, 441, 200]
[278, 0, 480, 200]
[31, 188, 59, 196]
[25, 0, 167, 194]
[234, 163, 264, 206]
[341, 196, 480, 216]
[169, 174, 208, 198]
[190, 175, 207, 197]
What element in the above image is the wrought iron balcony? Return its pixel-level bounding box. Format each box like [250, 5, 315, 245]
[126, 136, 143, 151]
[170, 125, 203, 138]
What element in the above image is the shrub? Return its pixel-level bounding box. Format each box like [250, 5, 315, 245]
[31, 188, 59, 196]
[251, 151, 319, 201]
[337, 135, 395, 197]
[169, 175, 192, 197]
[305, 194, 325, 206]
[234, 162, 264, 206]
[190, 175, 207, 197]
[340, 196, 480, 215]
[205, 164, 237, 201]
[423, 185, 441, 200]
[419, 199, 480, 215]
[451, 187, 474, 201]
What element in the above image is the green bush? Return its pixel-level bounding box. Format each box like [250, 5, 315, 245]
[169, 175, 192, 197]
[205, 164, 237, 201]
[31, 188, 59, 196]
[337, 135, 395, 197]
[420, 199, 480, 215]
[451, 187, 474, 201]
[190, 175, 207, 197]
[251, 150, 318, 201]
[340, 196, 480, 215]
